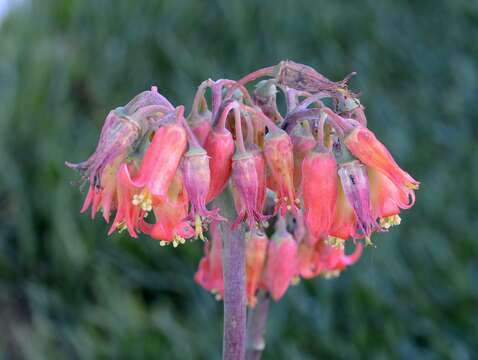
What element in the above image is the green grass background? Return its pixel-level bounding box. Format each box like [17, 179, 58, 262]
[0, 0, 477, 359]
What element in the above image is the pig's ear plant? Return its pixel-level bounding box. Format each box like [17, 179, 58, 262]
[67, 60, 419, 360]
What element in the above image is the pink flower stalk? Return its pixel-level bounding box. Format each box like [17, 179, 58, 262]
[337, 161, 379, 239]
[194, 222, 224, 299]
[302, 149, 338, 239]
[344, 126, 419, 203]
[261, 217, 298, 301]
[264, 129, 298, 215]
[245, 230, 268, 307]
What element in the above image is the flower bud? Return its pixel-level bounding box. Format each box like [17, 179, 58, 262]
[189, 110, 212, 146]
[262, 217, 298, 301]
[246, 230, 268, 307]
[194, 222, 224, 299]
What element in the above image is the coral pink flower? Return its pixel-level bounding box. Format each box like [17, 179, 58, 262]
[204, 126, 235, 202]
[251, 148, 267, 214]
[315, 237, 363, 275]
[189, 110, 212, 146]
[194, 222, 224, 299]
[143, 172, 194, 245]
[338, 161, 379, 239]
[262, 217, 298, 301]
[245, 230, 268, 307]
[329, 177, 357, 240]
[264, 129, 298, 215]
[130, 122, 187, 200]
[108, 163, 143, 238]
[344, 126, 419, 203]
[291, 126, 316, 193]
[302, 149, 338, 239]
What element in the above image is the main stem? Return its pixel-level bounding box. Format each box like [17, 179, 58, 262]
[246, 291, 270, 360]
[220, 221, 247, 360]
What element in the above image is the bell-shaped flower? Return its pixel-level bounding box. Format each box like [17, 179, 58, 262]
[291, 125, 316, 193]
[142, 172, 194, 246]
[302, 148, 338, 239]
[245, 230, 268, 307]
[264, 129, 298, 215]
[204, 126, 235, 203]
[129, 122, 187, 201]
[261, 217, 298, 301]
[231, 151, 269, 229]
[337, 161, 379, 239]
[344, 126, 419, 204]
[182, 147, 223, 239]
[194, 222, 224, 299]
[189, 109, 212, 146]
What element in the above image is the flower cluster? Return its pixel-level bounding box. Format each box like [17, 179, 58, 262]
[68, 61, 419, 306]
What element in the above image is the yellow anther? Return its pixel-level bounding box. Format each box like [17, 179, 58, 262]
[159, 241, 167, 246]
[117, 222, 128, 233]
[195, 214, 205, 241]
[364, 236, 374, 247]
[379, 215, 401, 230]
[286, 205, 292, 211]
[291, 276, 301, 285]
[325, 236, 345, 249]
[322, 270, 340, 279]
[132, 191, 153, 212]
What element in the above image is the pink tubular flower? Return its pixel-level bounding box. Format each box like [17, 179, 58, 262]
[129, 122, 187, 201]
[204, 126, 235, 203]
[302, 149, 338, 239]
[245, 230, 268, 307]
[231, 152, 268, 229]
[182, 147, 222, 239]
[194, 222, 224, 299]
[337, 161, 379, 239]
[264, 129, 298, 215]
[315, 237, 363, 276]
[262, 217, 298, 301]
[189, 110, 212, 146]
[291, 126, 316, 193]
[344, 126, 419, 203]
[251, 148, 267, 214]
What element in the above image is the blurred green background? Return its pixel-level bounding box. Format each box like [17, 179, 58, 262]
[0, 0, 477, 359]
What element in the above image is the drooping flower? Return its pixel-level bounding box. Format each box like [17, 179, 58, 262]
[231, 151, 268, 229]
[245, 230, 268, 307]
[182, 147, 223, 239]
[129, 121, 187, 201]
[337, 161, 379, 239]
[264, 129, 298, 215]
[204, 126, 235, 203]
[261, 217, 298, 301]
[344, 126, 419, 204]
[302, 148, 338, 239]
[194, 222, 224, 299]
[291, 125, 316, 193]
[189, 109, 213, 146]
